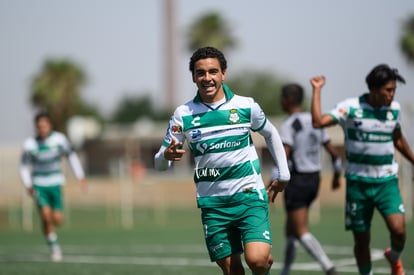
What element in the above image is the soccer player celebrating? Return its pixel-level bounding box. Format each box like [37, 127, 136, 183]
[310, 64, 414, 275]
[20, 112, 87, 262]
[154, 46, 290, 275]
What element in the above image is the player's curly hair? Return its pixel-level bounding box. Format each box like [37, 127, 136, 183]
[366, 64, 406, 90]
[189, 46, 227, 73]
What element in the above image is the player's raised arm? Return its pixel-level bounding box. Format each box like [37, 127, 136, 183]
[310, 76, 335, 128]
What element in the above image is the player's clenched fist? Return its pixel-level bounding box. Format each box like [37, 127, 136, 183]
[310, 75, 326, 89]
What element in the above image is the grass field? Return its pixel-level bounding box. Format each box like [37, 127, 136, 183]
[0, 205, 413, 275]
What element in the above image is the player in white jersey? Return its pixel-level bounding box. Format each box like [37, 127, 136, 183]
[311, 64, 414, 275]
[154, 47, 290, 275]
[20, 112, 87, 262]
[273, 83, 341, 275]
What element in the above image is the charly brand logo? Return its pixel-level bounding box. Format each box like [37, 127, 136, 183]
[191, 116, 201, 127]
[262, 230, 270, 240]
[354, 109, 363, 118]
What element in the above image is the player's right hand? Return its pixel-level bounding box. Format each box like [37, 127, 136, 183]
[310, 75, 326, 89]
[266, 180, 288, 203]
[163, 138, 186, 161]
[27, 187, 34, 197]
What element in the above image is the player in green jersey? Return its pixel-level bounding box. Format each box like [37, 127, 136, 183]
[20, 112, 87, 262]
[310, 64, 414, 275]
[154, 47, 290, 275]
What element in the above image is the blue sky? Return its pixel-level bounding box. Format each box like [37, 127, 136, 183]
[1, 0, 413, 143]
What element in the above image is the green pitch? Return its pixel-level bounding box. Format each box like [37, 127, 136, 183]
[0, 206, 413, 275]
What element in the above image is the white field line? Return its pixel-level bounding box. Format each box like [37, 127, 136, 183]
[0, 245, 412, 274]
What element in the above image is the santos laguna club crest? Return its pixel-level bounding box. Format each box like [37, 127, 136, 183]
[228, 109, 240, 124]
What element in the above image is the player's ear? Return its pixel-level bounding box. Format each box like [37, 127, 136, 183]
[222, 70, 227, 81]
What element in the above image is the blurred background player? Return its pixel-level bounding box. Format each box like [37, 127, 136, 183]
[311, 64, 414, 275]
[19, 111, 87, 262]
[270, 83, 341, 275]
[154, 46, 290, 275]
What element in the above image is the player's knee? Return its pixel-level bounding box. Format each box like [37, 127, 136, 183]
[391, 227, 406, 242]
[53, 212, 64, 225]
[246, 253, 273, 274]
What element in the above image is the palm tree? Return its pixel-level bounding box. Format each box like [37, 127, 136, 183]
[186, 11, 237, 53]
[30, 59, 86, 133]
[400, 15, 414, 63]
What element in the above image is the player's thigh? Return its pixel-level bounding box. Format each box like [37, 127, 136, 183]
[375, 178, 405, 217]
[239, 201, 272, 245]
[33, 185, 64, 211]
[345, 180, 374, 232]
[49, 185, 64, 211]
[286, 207, 309, 237]
[201, 207, 243, 262]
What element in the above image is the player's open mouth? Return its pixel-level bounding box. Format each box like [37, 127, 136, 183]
[202, 83, 215, 92]
[202, 83, 214, 88]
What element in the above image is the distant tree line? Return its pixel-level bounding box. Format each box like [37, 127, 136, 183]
[29, 11, 414, 134]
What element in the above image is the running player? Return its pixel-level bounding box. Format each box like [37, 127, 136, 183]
[310, 64, 414, 275]
[19, 112, 87, 262]
[154, 46, 290, 275]
[274, 83, 341, 275]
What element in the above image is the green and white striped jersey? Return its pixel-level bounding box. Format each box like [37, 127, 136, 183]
[20, 131, 85, 187]
[155, 84, 289, 208]
[329, 94, 401, 183]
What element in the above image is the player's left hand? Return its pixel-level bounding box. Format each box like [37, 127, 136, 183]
[331, 174, 340, 190]
[266, 180, 288, 203]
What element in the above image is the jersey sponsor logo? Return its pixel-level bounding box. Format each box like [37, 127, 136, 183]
[195, 167, 221, 179]
[196, 140, 241, 154]
[210, 140, 241, 150]
[228, 109, 240, 124]
[191, 116, 201, 127]
[209, 242, 224, 252]
[399, 204, 405, 213]
[262, 230, 270, 240]
[195, 143, 208, 154]
[31, 147, 60, 161]
[366, 133, 391, 142]
[354, 109, 363, 118]
[355, 131, 391, 142]
[203, 223, 208, 238]
[171, 125, 182, 133]
[354, 120, 362, 127]
[191, 129, 202, 140]
[355, 130, 368, 141]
